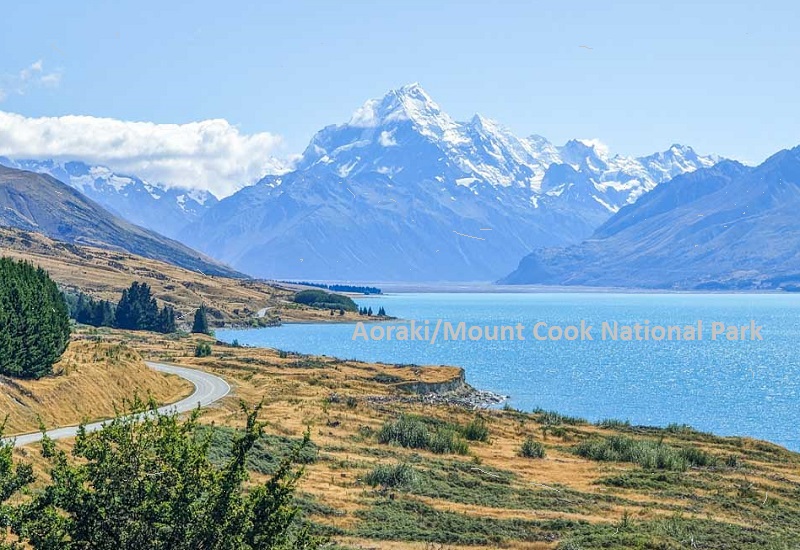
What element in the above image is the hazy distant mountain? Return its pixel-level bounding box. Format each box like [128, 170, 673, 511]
[501, 146, 800, 290]
[0, 158, 217, 239]
[181, 84, 720, 281]
[0, 164, 241, 278]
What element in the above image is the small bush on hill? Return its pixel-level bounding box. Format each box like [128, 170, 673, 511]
[364, 463, 416, 489]
[194, 342, 212, 357]
[461, 417, 490, 442]
[520, 437, 546, 459]
[377, 416, 469, 455]
[575, 435, 716, 471]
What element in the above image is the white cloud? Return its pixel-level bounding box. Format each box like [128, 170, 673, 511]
[378, 129, 397, 147]
[1, 60, 62, 100]
[348, 98, 380, 127]
[576, 138, 611, 158]
[40, 73, 62, 87]
[0, 111, 288, 198]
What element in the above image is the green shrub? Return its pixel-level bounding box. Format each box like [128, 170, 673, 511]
[429, 429, 469, 455]
[377, 416, 469, 455]
[461, 417, 489, 442]
[519, 437, 546, 459]
[575, 435, 716, 471]
[532, 408, 587, 426]
[378, 416, 430, 450]
[665, 423, 697, 435]
[194, 342, 212, 357]
[724, 454, 742, 468]
[364, 462, 416, 489]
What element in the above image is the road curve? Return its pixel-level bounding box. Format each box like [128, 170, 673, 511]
[5, 362, 231, 448]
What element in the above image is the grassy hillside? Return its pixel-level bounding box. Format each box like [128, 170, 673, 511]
[81, 328, 800, 550]
[0, 227, 371, 326]
[0, 339, 191, 435]
[0, 164, 240, 277]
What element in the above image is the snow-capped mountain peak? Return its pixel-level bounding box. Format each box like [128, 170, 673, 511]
[0, 158, 218, 238]
[178, 84, 725, 282]
[298, 83, 719, 205]
[559, 139, 610, 167]
[348, 83, 459, 139]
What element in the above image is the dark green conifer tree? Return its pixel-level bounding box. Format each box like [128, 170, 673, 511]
[0, 258, 70, 378]
[92, 300, 115, 327]
[115, 282, 159, 331]
[157, 305, 177, 334]
[191, 305, 210, 334]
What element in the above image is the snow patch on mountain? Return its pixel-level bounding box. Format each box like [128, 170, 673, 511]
[298, 84, 718, 213]
[0, 158, 218, 238]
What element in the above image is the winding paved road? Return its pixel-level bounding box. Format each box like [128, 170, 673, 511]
[5, 362, 231, 448]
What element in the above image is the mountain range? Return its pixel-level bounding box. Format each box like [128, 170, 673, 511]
[13, 84, 781, 288]
[0, 157, 217, 239]
[501, 147, 800, 290]
[0, 164, 240, 278]
[178, 84, 719, 281]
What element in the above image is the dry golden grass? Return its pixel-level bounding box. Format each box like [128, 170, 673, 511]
[0, 227, 372, 326]
[0, 339, 192, 435]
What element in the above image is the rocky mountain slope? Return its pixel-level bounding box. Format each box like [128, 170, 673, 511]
[501, 146, 800, 290]
[182, 84, 719, 281]
[0, 158, 217, 238]
[0, 164, 240, 277]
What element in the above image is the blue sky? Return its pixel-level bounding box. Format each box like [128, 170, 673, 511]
[0, 0, 797, 183]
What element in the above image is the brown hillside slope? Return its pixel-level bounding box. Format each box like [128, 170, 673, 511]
[0, 227, 368, 326]
[0, 340, 191, 435]
[0, 164, 241, 277]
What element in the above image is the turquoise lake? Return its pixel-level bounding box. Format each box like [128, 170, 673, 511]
[217, 293, 800, 450]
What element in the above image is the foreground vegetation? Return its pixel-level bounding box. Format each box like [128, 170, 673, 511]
[1, 401, 322, 550]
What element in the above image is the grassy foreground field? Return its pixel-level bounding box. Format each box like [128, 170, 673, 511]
[0, 227, 372, 327]
[13, 326, 796, 549]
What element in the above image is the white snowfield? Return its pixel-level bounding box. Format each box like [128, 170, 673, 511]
[3, 362, 231, 448]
